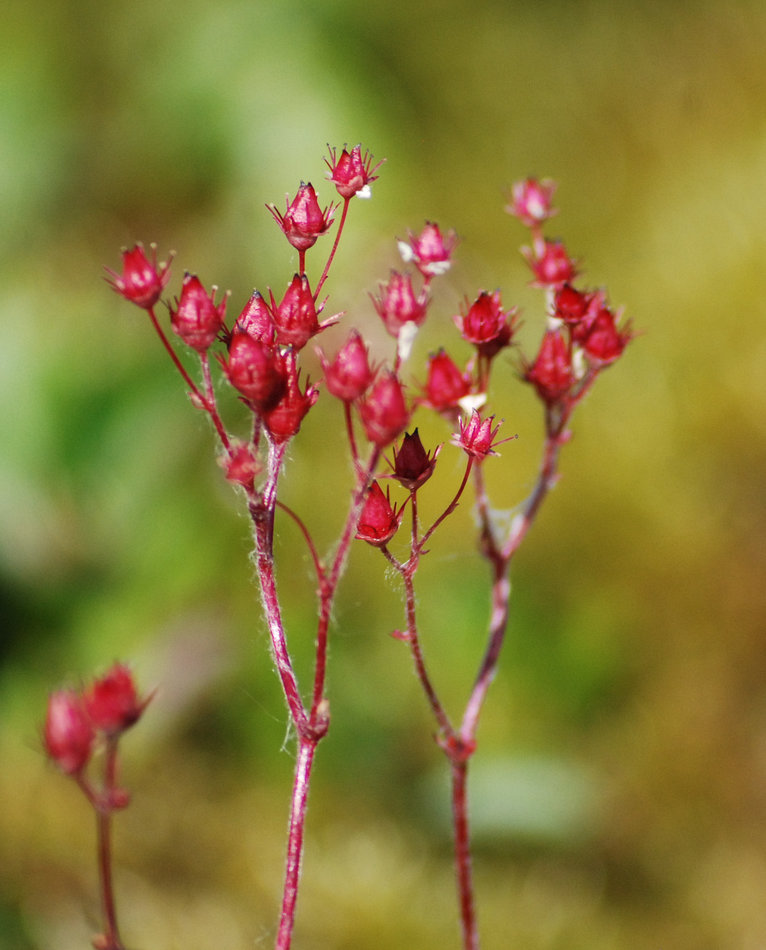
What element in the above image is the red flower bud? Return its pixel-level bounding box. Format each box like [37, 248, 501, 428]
[267, 182, 335, 251]
[44, 689, 95, 774]
[170, 273, 228, 352]
[222, 332, 285, 409]
[452, 411, 505, 461]
[359, 371, 410, 447]
[325, 144, 383, 199]
[506, 178, 558, 228]
[524, 329, 574, 404]
[454, 291, 519, 358]
[579, 307, 631, 366]
[521, 241, 577, 287]
[105, 243, 173, 310]
[234, 290, 275, 344]
[272, 274, 336, 350]
[390, 429, 440, 491]
[522, 239, 577, 288]
[318, 330, 374, 402]
[398, 222, 457, 277]
[355, 480, 403, 547]
[84, 664, 148, 735]
[554, 283, 592, 325]
[422, 349, 471, 412]
[220, 440, 261, 489]
[371, 271, 428, 339]
[261, 355, 319, 443]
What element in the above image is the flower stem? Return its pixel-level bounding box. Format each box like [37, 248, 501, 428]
[315, 197, 350, 298]
[147, 307, 205, 401]
[276, 737, 317, 950]
[96, 738, 125, 950]
[451, 759, 479, 950]
[250, 442, 307, 731]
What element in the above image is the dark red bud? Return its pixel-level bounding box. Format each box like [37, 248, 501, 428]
[391, 429, 440, 491]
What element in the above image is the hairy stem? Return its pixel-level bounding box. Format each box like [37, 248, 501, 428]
[452, 759, 479, 950]
[311, 446, 380, 715]
[250, 441, 307, 731]
[276, 737, 317, 950]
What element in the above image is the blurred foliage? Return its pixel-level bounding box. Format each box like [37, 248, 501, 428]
[2, 0, 766, 948]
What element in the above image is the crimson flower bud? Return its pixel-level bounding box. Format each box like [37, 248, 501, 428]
[234, 290, 275, 344]
[522, 239, 577, 288]
[262, 356, 319, 443]
[325, 144, 383, 199]
[524, 329, 574, 404]
[222, 332, 285, 409]
[355, 480, 403, 547]
[272, 274, 336, 349]
[371, 271, 428, 339]
[554, 283, 592, 325]
[44, 689, 95, 775]
[390, 429, 440, 491]
[84, 664, 148, 735]
[318, 330, 374, 402]
[452, 411, 504, 461]
[170, 273, 228, 352]
[506, 178, 558, 228]
[359, 371, 410, 447]
[220, 440, 261, 489]
[422, 349, 471, 412]
[454, 291, 519, 358]
[580, 307, 631, 366]
[105, 243, 173, 310]
[267, 182, 335, 251]
[398, 222, 457, 277]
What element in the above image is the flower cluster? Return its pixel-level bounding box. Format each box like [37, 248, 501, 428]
[106, 146, 390, 458]
[74, 153, 632, 950]
[44, 664, 148, 778]
[503, 185, 632, 426]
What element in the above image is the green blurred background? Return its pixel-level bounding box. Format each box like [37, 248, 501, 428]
[2, 0, 766, 947]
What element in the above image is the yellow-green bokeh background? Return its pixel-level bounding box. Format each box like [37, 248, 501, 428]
[2, 1, 766, 948]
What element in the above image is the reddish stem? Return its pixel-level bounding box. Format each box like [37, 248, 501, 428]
[95, 739, 124, 950]
[147, 307, 204, 400]
[276, 500, 324, 584]
[460, 563, 511, 742]
[344, 401, 361, 469]
[147, 307, 232, 451]
[386, 549, 453, 738]
[451, 759, 479, 950]
[199, 352, 232, 451]
[310, 446, 380, 716]
[276, 737, 317, 950]
[394, 410, 571, 950]
[418, 457, 473, 552]
[503, 423, 565, 561]
[254, 442, 379, 949]
[250, 441, 307, 732]
[314, 198, 350, 298]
